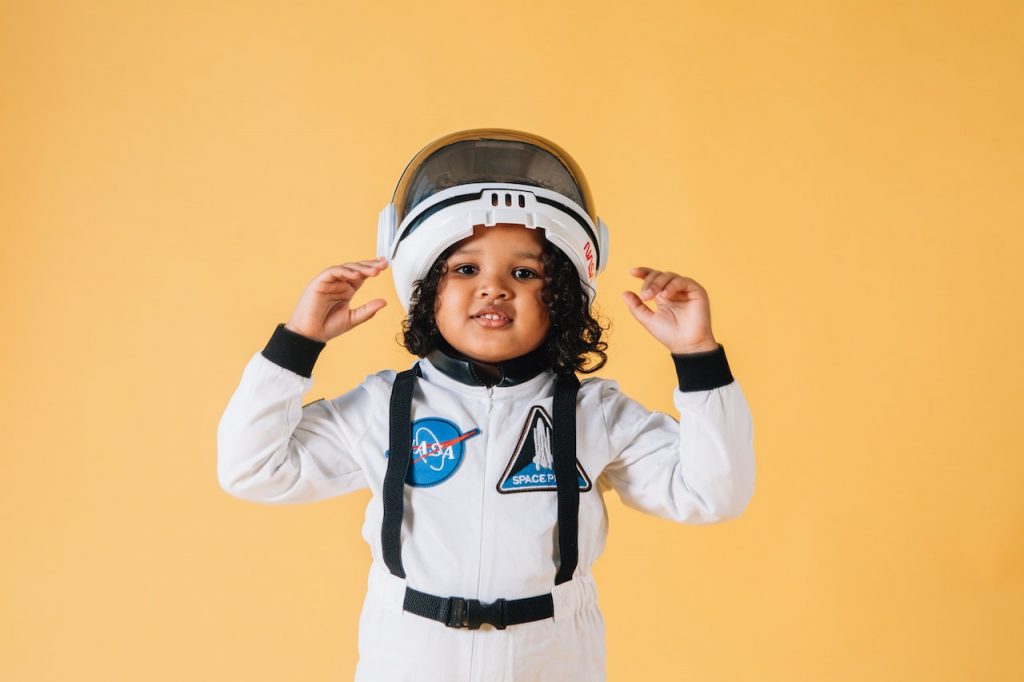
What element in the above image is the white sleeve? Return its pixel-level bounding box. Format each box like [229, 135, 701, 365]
[598, 365, 755, 524]
[216, 351, 375, 504]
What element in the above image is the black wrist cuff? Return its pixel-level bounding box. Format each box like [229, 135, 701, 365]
[671, 344, 734, 392]
[261, 323, 326, 378]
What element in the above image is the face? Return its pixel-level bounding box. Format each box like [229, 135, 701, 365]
[435, 223, 550, 364]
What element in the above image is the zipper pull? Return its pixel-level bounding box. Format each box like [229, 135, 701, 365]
[486, 386, 494, 412]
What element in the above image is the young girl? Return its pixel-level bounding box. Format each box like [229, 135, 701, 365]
[217, 129, 755, 681]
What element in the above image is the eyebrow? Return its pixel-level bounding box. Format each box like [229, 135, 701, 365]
[450, 247, 542, 263]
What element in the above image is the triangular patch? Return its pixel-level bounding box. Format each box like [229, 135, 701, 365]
[497, 405, 591, 493]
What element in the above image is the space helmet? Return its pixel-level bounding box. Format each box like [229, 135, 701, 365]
[377, 128, 610, 313]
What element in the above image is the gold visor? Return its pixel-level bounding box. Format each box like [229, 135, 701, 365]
[391, 128, 598, 230]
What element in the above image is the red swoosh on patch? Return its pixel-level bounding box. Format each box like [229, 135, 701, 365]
[410, 428, 481, 465]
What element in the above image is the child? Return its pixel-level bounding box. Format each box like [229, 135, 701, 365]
[217, 129, 755, 681]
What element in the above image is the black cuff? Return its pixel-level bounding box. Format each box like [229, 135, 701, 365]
[671, 344, 734, 392]
[261, 323, 327, 378]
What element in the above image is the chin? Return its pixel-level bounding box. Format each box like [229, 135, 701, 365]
[461, 346, 515, 364]
[456, 338, 537, 364]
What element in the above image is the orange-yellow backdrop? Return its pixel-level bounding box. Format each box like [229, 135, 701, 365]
[2, 1, 1022, 680]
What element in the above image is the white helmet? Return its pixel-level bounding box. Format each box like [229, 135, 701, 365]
[377, 128, 610, 313]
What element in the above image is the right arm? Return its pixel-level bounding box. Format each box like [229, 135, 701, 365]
[217, 257, 390, 504]
[216, 323, 378, 504]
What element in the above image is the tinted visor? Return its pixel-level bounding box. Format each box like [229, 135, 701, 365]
[396, 138, 589, 226]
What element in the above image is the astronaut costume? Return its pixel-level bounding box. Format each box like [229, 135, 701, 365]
[216, 129, 756, 681]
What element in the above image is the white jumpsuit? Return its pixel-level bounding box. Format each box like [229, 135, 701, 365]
[217, 324, 755, 681]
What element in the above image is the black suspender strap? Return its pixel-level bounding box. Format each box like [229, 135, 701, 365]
[552, 371, 581, 585]
[381, 364, 422, 578]
[382, 363, 581, 627]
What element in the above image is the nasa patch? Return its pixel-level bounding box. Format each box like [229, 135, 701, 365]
[497, 406, 592, 493]
[385, 417, 481, 487]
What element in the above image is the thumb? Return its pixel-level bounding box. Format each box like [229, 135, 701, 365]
[621, 291, 654, 328]
[349, 298, 387, 327]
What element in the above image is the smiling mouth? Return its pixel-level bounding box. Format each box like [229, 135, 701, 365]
[472, 315, 512, 328]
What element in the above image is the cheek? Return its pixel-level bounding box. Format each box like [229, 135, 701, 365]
[434, 280, 465, 323]
[434, 280, 449, 318]
[435, 297, 452, 326]
[527, 289, 551, 328]
[436, 277, 447, 300]
[536, 287, 551, 315]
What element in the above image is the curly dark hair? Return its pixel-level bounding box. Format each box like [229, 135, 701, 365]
[398, 234, 609, 375]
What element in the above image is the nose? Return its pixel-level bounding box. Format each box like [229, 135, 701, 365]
[477, 272, 511, 300]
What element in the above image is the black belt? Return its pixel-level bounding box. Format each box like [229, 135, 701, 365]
[383, 364, 581, 629]
[403, 586, 554, 630]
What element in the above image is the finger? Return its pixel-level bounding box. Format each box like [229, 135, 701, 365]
[348, 298, 387, 326]
[355, 258, 389, 269]
[325, 262, 370, 278]
[629, 266, 654, 280]
[642, 271, 677, 299]
[317, 271, 372, 299]
[656, 276, 703, 301]
[322, 261, 385, 280]
[329, 263, 384, 280]
[340, 262, 382, 275]
[621, 290, 655, 324]
[638, 270, 668, 299]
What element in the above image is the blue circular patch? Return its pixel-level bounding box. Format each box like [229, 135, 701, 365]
[386, 417, 478, 487]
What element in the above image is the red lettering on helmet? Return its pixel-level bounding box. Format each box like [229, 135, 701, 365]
[584, 242, 595, 279]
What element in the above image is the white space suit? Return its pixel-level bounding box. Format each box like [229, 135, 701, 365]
[217, 324, 755, 681]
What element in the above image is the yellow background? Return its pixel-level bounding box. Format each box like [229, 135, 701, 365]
[2, 1, 1022, 680]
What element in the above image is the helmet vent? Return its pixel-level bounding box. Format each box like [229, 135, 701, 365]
[489, 191, 528, 210]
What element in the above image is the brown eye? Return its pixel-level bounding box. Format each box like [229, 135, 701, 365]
[453, 264, 477, 275]
[514, 268, 538, 280]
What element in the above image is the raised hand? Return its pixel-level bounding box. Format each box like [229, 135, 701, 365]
[621, 266, 719, 354]
[285, 257, 390, 343]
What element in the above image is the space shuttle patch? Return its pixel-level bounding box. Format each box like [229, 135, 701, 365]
[497, 405, 592, 493]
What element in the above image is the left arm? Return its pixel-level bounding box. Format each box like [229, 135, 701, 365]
[602, 267, 755, 522]
[600, 345, 755, 523]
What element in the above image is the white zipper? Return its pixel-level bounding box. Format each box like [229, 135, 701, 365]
[471, 383, 495, 678]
